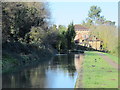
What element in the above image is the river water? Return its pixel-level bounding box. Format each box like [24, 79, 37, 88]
[2, 53, 84, 88]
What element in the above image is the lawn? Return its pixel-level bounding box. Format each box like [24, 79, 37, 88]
[83, 51, 118, 88]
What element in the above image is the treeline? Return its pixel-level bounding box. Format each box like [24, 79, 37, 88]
[2, 2, 50, 44]
[2, 2, 75, 52]
[50, 24, 75, 52]
[82, 6, 118, 55]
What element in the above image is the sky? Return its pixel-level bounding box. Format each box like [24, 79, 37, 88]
[48, 2, 118, 26]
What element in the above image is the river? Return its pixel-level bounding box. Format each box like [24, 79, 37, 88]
[2, 53, 84, 88]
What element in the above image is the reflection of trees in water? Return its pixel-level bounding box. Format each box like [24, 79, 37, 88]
[2, 54, 83, 88]
[3, 63, 48, 88]
[48, 54, 76, 77]
[2, 70, 32, 88]
[28, 65, 47, 88]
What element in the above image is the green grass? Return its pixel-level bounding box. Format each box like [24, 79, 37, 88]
[102, 53, 119, 64]
[83, 51, 118, 88]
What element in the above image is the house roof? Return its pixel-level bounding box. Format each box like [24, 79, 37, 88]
[74, 24, 89, 31]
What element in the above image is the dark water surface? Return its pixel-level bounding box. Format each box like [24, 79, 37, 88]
[2, 53, 84, 88]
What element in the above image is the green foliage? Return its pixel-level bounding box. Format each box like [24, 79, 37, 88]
[51, 24, 57, 31]
[90, 25, 118, 55]
[24, 26, 47, 44]
[66, 22, 76, 49]
[82, 5, 117, 55]
[88, 5, 102, 25]
[57, 25, 67, 51]
[2, 53, 18, 73]
[82, 5, 115, 27]
[104, 20, 115, 26]
[2, 2, 49, 43]
[88, 6, 101, 19]
[45, 25, 60, 48]
[82, 19, 93, 28]
[48, 23, 76, 51]
[48, 25, 67, 51]
[95, 16, 106, 25]
[3, 54, 18, 64]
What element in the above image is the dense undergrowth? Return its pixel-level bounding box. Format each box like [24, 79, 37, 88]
[2, 42, 57, 73]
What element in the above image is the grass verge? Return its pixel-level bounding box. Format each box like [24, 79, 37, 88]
[83, 51, 118, 88]
[101, 53, 118, 64]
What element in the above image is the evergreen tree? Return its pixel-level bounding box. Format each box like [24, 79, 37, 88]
[66, 22, 76, 49]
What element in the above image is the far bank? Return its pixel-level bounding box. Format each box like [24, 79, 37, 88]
[2, 42, 58, 73]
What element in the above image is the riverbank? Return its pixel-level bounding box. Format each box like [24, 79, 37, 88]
[75, 66, 83, 88]
[75, 51, 118, 88]
[2, 42, 58, 73]
[102, 53, 118, 64]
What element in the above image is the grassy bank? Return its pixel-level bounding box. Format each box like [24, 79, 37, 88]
[102, 53, 118, 64]
[82, 51, 118, 88]
[2, 42, 57, 73]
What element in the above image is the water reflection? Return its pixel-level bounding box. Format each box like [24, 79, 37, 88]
[2, 53, 84, 88]
[74, 54, 84, 72]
